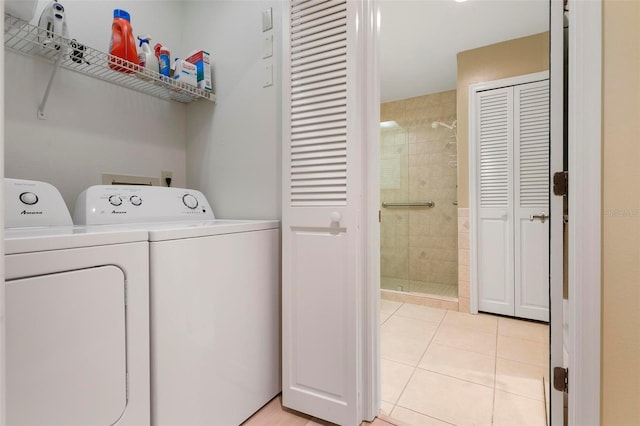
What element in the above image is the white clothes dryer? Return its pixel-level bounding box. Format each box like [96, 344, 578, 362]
[74, 185, 281, 426]
[4, 179, 150, 426]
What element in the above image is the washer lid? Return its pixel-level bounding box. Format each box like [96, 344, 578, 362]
[4, 225, 148, 254]
[146, 219, 280, 241]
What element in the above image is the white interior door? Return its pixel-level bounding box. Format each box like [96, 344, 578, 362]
[514, 80, 550, 321]
[282, 1, 366, 425]
[471, 74, 550, 321]
[475, 87, 515, 316]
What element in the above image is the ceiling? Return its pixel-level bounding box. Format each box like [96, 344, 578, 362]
[379, 0, 549, 102]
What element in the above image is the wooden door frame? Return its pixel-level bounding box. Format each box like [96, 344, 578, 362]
[360, 0, 602, 422]
[565, 0, 602, 424]
[362, 0, 381, 421]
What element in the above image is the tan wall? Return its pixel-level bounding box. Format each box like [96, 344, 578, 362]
[456, 33, 549, 208]
[601, 1, 640, 424]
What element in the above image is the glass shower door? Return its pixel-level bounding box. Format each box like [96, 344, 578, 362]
[380, 119, 410, 292]
[380, 92, 459, 299]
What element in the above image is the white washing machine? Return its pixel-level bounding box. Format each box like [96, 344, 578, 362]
[4, 178, 151, 426]
[74, 185, 281, 426]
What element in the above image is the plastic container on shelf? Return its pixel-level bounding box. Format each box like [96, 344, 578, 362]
[137, 35, 158, 79]
[6, 0, 38, 22]
[109, 9, 139, 73]
[154, 43, 171, 77]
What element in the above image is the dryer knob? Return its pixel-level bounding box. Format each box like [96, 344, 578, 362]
[109, 195, 123, 206]
[182, 194, 199, 209]
[19, 192, 39, 205]
[130, 195, 143, 206]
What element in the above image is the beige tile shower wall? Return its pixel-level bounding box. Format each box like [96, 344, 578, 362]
[458, 208, 470, 313]
[380, 90, 458, 288]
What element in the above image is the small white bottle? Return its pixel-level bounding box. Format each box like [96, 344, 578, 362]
[137, 35, 159, 79]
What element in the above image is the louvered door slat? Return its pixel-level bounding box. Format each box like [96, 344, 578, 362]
[292, 86, 346, 104]
[289, 0, 347, 207]
[292, 106, 347, 122]
[291, 77, 346, 95]
[292, 47, 347, 70]
[292, 141, 345, 153]
[479, 88, 511, 208]
[291, 2, 345, 25]
[292, 100, 346, 116]
[517, 82, 550, 208]
[293, 15, 346, 40]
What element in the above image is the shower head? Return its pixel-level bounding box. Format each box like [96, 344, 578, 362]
[431, 120, 457, 131]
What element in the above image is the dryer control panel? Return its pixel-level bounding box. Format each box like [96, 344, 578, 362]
[4, 178, 73, 228]
[74, 185, 215, 225]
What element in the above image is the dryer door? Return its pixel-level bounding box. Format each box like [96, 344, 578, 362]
[6, 265, 127, 425]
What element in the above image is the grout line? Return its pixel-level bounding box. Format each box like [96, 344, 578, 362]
[413, 365, 495, 390]
[495, 354, 550, 369]
[392, 313, 446, 326]
[491, 319, 499, 425]
[426, 340, 496, 358]
[381, 304, 550, 426]
[391, 405, 456, 426]
[492, 387, 547, 403]
[385, 308, 444, 418]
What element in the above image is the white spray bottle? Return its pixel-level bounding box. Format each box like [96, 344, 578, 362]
[137, 35, 159, 78]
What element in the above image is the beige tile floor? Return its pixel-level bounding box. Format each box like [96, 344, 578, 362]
[244, 301, 549, 426]
[380, 300, 549, 426]
[242, 395, 395, 426]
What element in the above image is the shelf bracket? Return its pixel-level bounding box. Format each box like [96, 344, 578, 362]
[37, 48, 65, 120]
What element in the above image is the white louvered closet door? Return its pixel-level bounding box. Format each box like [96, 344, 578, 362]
[514, 80, 550, 321]
[282, 1, 364, 425]
[474, 78, 550, 321]
[476, 87, 515, 316]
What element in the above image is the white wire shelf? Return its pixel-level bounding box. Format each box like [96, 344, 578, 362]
[4, 13, 215, 105]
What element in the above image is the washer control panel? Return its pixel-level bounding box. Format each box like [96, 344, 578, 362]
[4, 178, 73, 228]
[74, 185, 215, 225]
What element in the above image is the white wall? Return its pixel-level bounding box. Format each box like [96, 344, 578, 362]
[184, 0, 282, 220]
[5, 0, 283, 218]
[5, 1, 189, 212]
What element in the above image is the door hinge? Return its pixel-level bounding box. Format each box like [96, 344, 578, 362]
[553, 367, 568, 393]
[553, 171, 568, 196]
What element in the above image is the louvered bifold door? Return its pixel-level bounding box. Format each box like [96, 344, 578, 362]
[282, 1, 363, 425]
[476, 87, 515, 316]
[514, 79, 550, 321]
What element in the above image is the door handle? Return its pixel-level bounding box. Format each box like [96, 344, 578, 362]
[530, 212, 549, 223]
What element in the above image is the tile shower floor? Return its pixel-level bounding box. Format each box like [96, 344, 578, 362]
[244, 301, 549, 426]
[381, 277, 458, 299]
[380, 300, 549, 425]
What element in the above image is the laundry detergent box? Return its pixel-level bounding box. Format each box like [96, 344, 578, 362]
[173, 59, 198, 88]
[185, 50, 212, 92]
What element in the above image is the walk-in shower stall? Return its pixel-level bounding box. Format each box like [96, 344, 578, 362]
[380, 90, 459, 300]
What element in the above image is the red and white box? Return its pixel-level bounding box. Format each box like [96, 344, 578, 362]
[185, 50, 212, 92]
